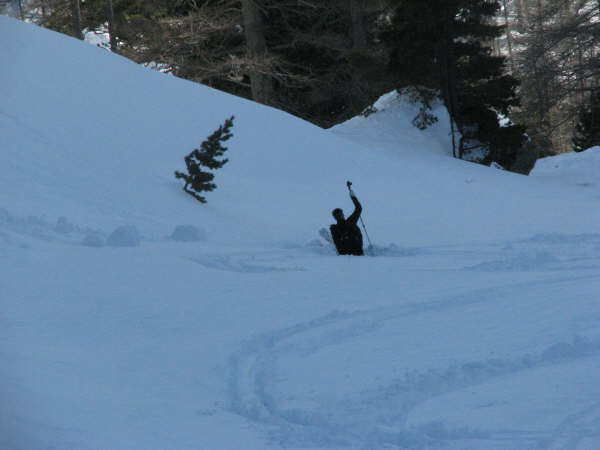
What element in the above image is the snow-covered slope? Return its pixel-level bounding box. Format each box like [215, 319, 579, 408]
[531, 145, 600, 184]
[2, 16, 600, 449]
[3, 16, 599, 246]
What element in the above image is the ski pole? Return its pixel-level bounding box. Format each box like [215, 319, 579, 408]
[346, 181, 373, 248]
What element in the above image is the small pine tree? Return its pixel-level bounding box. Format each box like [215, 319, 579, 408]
[175, 116, 234, 203]
[573, 90, 600, 152]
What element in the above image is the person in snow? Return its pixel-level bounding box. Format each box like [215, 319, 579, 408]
[330, 184, 364, 256]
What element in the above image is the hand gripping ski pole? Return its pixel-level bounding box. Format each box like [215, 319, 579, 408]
[346, 181, 373, 249]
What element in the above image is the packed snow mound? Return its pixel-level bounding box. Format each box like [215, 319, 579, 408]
[331, 89, 454, 157]
[170, 224, 207, 242]
[530, 146, 600, 188]
[106, 225, 141, 247]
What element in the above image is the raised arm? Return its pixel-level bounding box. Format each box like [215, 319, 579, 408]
[346, 191, 362, 224]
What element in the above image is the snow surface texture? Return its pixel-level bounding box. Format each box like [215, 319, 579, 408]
[2, 15, 600, 449]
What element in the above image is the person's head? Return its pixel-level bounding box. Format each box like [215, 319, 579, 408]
[332, 208, 344, 223]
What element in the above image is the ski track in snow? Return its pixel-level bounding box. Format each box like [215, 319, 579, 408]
[541, 402, 600, 450]
[227, 274, 600, 449]
[227, 310, 600, 448]
[189, 254, 306, 273]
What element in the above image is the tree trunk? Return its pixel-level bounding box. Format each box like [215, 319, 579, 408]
[513, 0, 525, 31]
[241, 0, 274, 105]
[107, 0, 118, 52]
[17, 0, 24, 20]
[70, 0, 82, 39]
[439, 6, 462, 158]
[349, 0, 367, 51]
[502, 0, 516, 74]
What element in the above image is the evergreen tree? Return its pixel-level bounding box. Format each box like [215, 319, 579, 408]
[259, 0, 392, 127]
[174, 116, 234, 204]
[40, 0, 189, 49]
[381, 0, 526, 168]
[573, 90, 600, 152]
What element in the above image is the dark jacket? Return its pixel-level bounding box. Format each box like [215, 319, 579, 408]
[330, 195, 364, 255]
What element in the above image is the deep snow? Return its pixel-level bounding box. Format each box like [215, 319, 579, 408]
[2, 15, 600, 449]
